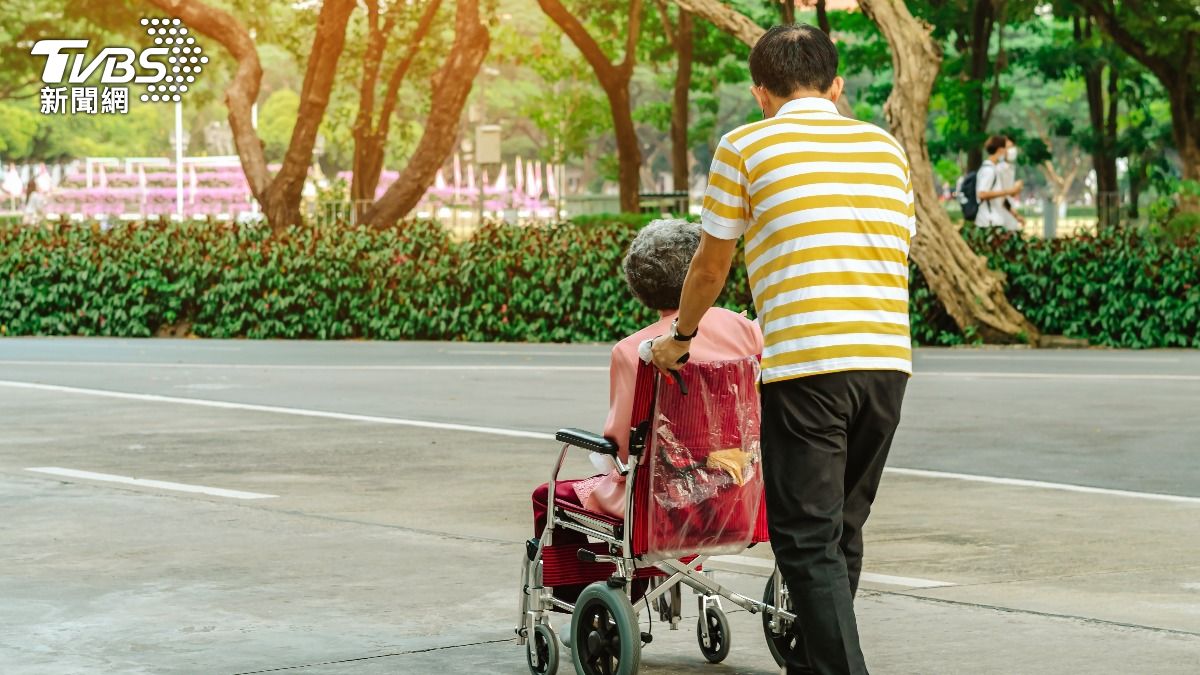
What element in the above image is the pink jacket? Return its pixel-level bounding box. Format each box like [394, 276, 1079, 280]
[576, 308, 764, 517]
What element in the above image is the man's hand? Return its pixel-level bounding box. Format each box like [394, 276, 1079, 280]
[649, 334, 690, 375]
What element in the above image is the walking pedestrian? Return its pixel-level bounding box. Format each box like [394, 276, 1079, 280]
[649, 23, 914, 675]
[975, 134, 1024, 230]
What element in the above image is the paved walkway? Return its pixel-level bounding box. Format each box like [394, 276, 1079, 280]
[1, 340, 1197, 673]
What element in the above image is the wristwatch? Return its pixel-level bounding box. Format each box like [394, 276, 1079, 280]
[670, 318, 698, 342]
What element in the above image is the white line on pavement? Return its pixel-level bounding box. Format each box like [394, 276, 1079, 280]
[706, 554, 955, 588]
[2, 361, 1197, 380]
[25, 467, 278, 499]
[883, 467, 1200, 505]
[918, 371, 1200, 381]
[918, 354, 1182, 363]
[0, 361, 607, 372]
[4, 379, 1198, 504]
[453, 350, 611, 357]
[0, 380, 555, 440]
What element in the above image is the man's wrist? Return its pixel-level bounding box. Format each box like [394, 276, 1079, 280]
[671, 318, 698, 342]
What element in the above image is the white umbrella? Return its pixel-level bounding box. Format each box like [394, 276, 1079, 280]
[35, 164, 51, 192]
[434, 168, 447, 190]
[453, 154, 462, 201]
[2, 164, 23, 198]
[494, 163, 508, 192]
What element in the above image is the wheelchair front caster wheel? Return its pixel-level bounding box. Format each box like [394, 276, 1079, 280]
[527, 623, 559, 675]
[570, 581, 641, 675]
[697, 606, 731, 663]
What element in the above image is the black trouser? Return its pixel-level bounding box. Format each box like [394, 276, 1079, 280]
[761, 369, 908, 675]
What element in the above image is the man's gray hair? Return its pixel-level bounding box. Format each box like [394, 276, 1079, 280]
[622, 218, 700, 311]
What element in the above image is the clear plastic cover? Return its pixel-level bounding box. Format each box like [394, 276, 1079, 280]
[641, 356, 762, 559]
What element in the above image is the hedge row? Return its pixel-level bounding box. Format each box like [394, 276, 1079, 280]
[1, 218, 1196, 347]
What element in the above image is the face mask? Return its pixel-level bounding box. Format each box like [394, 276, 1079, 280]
[1006, 147, 1018, 162]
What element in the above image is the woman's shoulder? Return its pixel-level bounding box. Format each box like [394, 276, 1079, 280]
[703, 307, 761, 333]
[612, 317, 672, 358]
[697, 308, 763, 355]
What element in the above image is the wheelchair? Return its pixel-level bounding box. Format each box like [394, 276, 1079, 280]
[516, 355, 798, 674]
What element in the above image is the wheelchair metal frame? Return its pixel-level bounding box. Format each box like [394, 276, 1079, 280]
[516, 433, 797, 657]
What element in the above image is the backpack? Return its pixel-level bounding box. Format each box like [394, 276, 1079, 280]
[956, 171, 980, 222]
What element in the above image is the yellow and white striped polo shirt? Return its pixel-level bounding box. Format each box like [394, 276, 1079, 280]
[701, 97, 915, 383]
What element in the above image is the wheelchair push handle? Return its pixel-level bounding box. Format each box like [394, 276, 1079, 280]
[669, 353, 689, 395]
[637, 338, 690, 396]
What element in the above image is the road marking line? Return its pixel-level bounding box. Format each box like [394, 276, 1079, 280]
[0, 380, 555, 440]
[454, 350, 611, 357]
[2, 362, 1195, 380]
[918, 371, 1200, 381]
[0, 361, 607, 372]
[707, 554, 955, 588]
[4, 379, 1198, 504]
[884, 467, 1200, 505]
[25, 467, 277, 500]
[918, 354, 1181, 364]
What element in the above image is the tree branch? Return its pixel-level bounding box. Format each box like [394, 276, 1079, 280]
[362, 0, 490, 226]
[621, 0, 644, 75]
[655, 0, 677, 48]
[1074, 0, 1172, 85]
[379, 0, 444, 130]
[673, 0, 763, 48]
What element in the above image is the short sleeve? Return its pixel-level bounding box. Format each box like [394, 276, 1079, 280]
[701, 134, 750, 240]
[975, 165, 996, 199]
[903, 161, 916, 240]
[601, 342, 638, 462]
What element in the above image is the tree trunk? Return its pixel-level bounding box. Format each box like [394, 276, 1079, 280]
[1079, 16, 1119, 228]
[149, 0, 356, 235]
[815, 0, 829, 34]
[361, 0, 490, 227]
[537, 0, 643, 213]
[857, 0, 1038, 343]
[964, 0, 994, 173]
[262, 0, 357, 232]
[1075, 0, 1198, 213]
[780, 0, 795, 23]
[671, 11, 694, 193]
[610, 85, 643, 213]
[146, 0, 269, 206]
[351, 0, 444, 219]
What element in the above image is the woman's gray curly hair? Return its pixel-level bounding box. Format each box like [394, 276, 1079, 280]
[622, 219, 700, 311]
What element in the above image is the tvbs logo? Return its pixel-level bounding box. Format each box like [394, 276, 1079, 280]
[32, 18, 206, 115]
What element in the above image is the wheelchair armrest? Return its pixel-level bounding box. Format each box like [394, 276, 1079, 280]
[555, 428, 618, 456]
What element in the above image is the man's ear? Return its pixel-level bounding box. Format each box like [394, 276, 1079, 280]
[829, 76, 845, 103]
[749, 85, 767, 116]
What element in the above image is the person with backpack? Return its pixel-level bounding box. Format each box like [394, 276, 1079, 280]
[973, 134, 1024, 229]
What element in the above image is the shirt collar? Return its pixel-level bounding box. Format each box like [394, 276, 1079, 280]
[775, 97, 840, 117]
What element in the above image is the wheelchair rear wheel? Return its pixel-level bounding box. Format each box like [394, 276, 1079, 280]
[762, 575, 797, 667]
[527, 623, 559, 675]
[570, 582, 641, 675]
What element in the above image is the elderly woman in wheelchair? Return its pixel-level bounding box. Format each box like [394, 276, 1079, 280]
[520, 220, 795, 675]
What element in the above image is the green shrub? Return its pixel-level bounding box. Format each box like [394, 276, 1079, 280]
[1, 217, 1196, 347]
[950, 226, 1200, 348]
